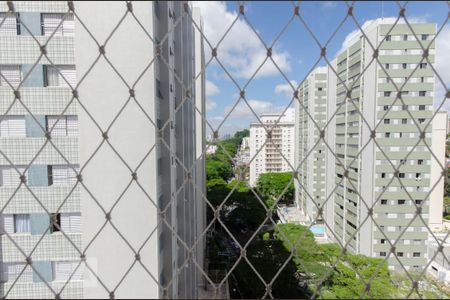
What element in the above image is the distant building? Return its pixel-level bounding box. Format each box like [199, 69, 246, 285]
[241, 137, 250, 149]
[206, 145, 218, 155]
[235, 137, 251, 168]
[429, 111, 448, 231]
[428, 234, 450, 284]
[323, 19, 439, 271]
[294, 67, 328, 222]
[221, 133, 231, 140]
[447, 117, 450, 134]
[249, 109, 295, 186]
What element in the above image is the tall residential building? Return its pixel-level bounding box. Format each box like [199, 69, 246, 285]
[294, 67, 327, 222]
[429, 111, 447, 231]
[0, 1, 205, 299]
[249, 108, 295, 186]
[324, 19, 438, 270]
[0, 2, 82, 298]
[75, 1, 205, 298]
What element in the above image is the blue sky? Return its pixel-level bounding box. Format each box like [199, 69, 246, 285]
[193, 1, 450, 136]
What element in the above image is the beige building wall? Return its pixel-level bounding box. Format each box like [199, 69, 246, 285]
[429, 111, 447, 230]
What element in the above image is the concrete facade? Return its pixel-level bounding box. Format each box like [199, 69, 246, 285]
[0, 1, 82, 298]
[294, 67, 328, 222]
[324, 19, 438, 270]
[75, 1, 205, 298]
[0, 1, 205, 299]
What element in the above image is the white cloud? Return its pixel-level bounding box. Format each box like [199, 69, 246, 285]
[205, 80, 219, 112]
[224, 99, 286, 119]
[193, 1, 291, 79]
[322, 1, 337, 9]
[205, 80, 219, 97]
[274, 80, 298, 98]
[436, 24, 450, 111]
[206, 99, 217, 112]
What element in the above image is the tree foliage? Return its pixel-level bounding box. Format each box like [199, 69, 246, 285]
[256, 172, 295, 207]
[274, 224, 397, 299]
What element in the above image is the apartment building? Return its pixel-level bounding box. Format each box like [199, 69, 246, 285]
[0, 1, 205, 299]
[0, 2, 82, 298]
[294, 67, 327, 222]
[249, 108, 295, 186]
[75, 1, 205, 298]
[324, 19, 438, 270]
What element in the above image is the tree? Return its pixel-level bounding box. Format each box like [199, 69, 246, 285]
[274, 224, 397, 299]
[256, 172, 295, 208]
[232, 239, 311, 299]
[206, 178, 230, 207]
[444, 197, 450, 216]
[206, 158, 233, 181]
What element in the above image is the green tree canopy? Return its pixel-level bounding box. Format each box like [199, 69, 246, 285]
[256, 172, 295, 207]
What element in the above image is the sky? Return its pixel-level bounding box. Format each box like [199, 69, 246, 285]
[192, 1, 450, 136]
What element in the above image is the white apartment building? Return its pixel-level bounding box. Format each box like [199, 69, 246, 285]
[428, 233, 450, 284]
[324, 19, 440, 270]
[0, 1, 205, 299]
[75, 1, 205, 298]
[0, 2, 82, 298]
[249, 108, 295, 186]
[294, 67, 327, 222]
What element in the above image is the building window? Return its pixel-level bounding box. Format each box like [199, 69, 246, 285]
[418, 118, 425, 124]
[384, 119, 390, 124]
[60, 213, 81, 233]
[415, 200, 422, 205]
[397, 252, 404, 257]
[0, 12, 20, 35]
[41, 13, 74, 36]
[381, 200, 387, 205]
[385, 133, 390, 138]
[0, 115, 26, 137]
[398, 200, 405, 205]
[418, 159, 423, 165]
[421, 34, 428, 41]
[403, 34, 408, 41]
[419, 91, 426, 97]
[0, 65, 21, 86]
[402, 63, 407, 69]
[1, 263, 33, 282]
[44, 65, 76, 87]
[48, 165, 78, 186]
[53, 261, 82, 282]
[381, 173, 386, 178]
[383, 105, 389, 111]
[385, 63, 390, 69]
[380, 251, 387, 257]
[384, 91, 391, 97]
[399, 173, 405, 178]
[386, 35, 391, 41]
[402, 105, 408, 110]
[419, 63, 427, 69]
[50, 213, 61, 233]
[402, 119, 407, 124]
[46, 116, 78, 137]
[381, 239, 386, 244]
[413, 252, 421, 257]
[1, 214, 30, 234]
[0, 166, 26, 187]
